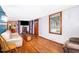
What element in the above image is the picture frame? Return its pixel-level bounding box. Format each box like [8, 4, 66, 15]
[49, 11, 62, 35]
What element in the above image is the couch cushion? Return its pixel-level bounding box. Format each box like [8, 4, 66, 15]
[10, 33, 19, 39]
[69, 37, 79, 44]
[1, 30, 10, 40]
[66, 41, 79, 50]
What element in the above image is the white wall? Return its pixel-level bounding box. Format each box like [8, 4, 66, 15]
[39, 6, 79, 44]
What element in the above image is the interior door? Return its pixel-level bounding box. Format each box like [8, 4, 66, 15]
[34, 19, 39, 35]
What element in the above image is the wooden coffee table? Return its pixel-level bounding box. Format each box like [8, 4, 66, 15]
[23, 34, 32, 41]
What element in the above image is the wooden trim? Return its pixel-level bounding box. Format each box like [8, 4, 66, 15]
[39, 36, 63, 46]
[60, 12, 62, 35]
[49, 11, 62, 35]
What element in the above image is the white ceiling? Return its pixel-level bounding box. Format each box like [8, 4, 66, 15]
[1, 5, 75, 21]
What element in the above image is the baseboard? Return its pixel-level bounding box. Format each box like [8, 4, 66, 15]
[39, 36, 63, 46]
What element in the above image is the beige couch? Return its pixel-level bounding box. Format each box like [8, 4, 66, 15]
[64, 37, 79, 53]
[1, 30, 23, 47]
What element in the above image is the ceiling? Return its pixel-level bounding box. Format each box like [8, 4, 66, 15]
[1, 5, 75, 21]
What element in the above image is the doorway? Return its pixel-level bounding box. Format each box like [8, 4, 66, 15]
[34, 19, 39, 36]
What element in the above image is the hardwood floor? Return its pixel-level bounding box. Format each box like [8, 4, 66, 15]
[16, 35, 64, 53]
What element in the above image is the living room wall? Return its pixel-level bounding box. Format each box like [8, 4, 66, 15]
[39, 6, 79, 44]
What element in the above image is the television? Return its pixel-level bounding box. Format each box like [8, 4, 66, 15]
[20, 21, 29, 25]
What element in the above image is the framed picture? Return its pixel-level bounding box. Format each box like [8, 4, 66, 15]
[49, 11, 62, 35]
